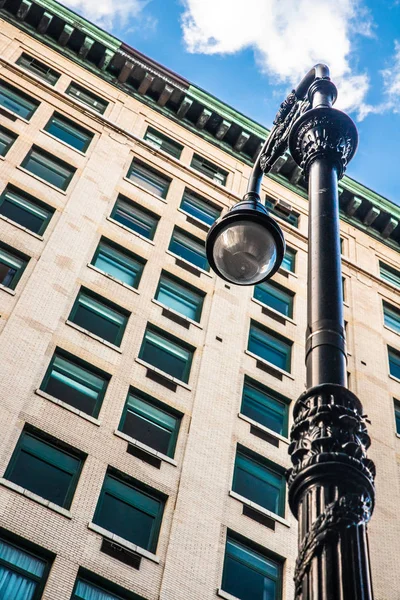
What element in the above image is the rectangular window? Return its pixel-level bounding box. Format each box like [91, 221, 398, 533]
[119, 388, 182, 457]
[91, 238, 145, 288]
[0, 126, 17, 156]
[191, 153, 228, 186]
[383, 301, 400, 334]
[127, 159, 171, 199]
[265, 198, 299, 228]
[169, 227, 209, 271]
[139, 325, 194, 383]
[144, 126, 183, 159]
[5, 428, 84, 509]
[66, 83, 108, 114]
[0, 80, 39, 120]
[388, 347, 400, 379]
[281, 247, 296, 272]
[254, 281, 294, 318]
[380, 261, 400, 289]
[69, 288, 129, 346]
[71, 570, 145, 600]
[222, 534, 282, 600]
[233, 447, 285, 516]
[394, 400, 400, 435]
[16, 53, 60, 85]
[0, 186, 54, 235]
[241, 377, 289, 437]
[155, 272, 205, 322]
[0, 243, 28, 289]
[0, 535, 52, 600]
[21, 147, 76, 190]
[248, 322, 292, 372]
[110, 196, 159, 240]
[44, 113, 93, 152]
[93, 471, 165, 552]
[40, 350, 109, 417]
[180, 189, 221, 227]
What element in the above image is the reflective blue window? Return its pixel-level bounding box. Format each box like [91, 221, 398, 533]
[66, 83, 108, 114]
[0, 243, 28, 289]
[380, 262, 400, 288]
[169, 227, 209, 271]
[0, 536, 50, 600]
[254, 281, 294, 318]
[281, 247, 296, 272]
[111, 196, 159, 240]
[265, 198, 299, 228]
[0, 127, 17, 156]
[383, 302, 400, 334]
[44, 114, 93, 152]
[395, 400, 400, 435]
[21, 147, 76, 190]
[389, 347, 400, 379]
[241, 378, 289, 436]
[139, 325, 194, 383]
[127, 160, 170, 198]
[144, 127, 183, 159]
[155, 272, 204, 322]
[91, 239, 145, 288]
[248, 322, 292, 372]
[180, 190, 220, 226]
[0, 81, 39, 119]
[72, 573, 145, 600]
[0, 187, 54, 235]
[191, 153, 228, 186]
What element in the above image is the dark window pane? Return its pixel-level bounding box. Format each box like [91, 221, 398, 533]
[21, 148, 76, 190]
[144, 127, 183, 159]
[254, 281, 293, 317]
[281, 247, 296, 272]
[383, 302, 400, 334]
[389, 348, 400, 379]
[380, 262, 400, 288]
[248, 323, 291, 372]
[241, 379, 288, 436]
[0, 127, 17, 156]
[127, 160, 170, 198]
[16, 53, 60, 85]
[169, 228, 209, 271]
[45, 114, 93, 152]
[155, 273, 204, 321]
[0, 187, 53, 234]
[0, 81, 39, 119]
[265, 198, 299, 228]
[72, 576, 144, 600]
[139, 327, 193, 383]
[191, 154, 228, 186]
[0, 245, 27, 289]
[92, 240, 144, 288]
[69, 290, 128, 346]
[66, 83, 108, 114]
[111, 197, 158, 239]
[180, 190, 220, 226]
[233, 450, 284, 515]
[395, 401, 400, 435]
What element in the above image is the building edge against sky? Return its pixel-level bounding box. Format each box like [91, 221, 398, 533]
[0, 1, 398, 600]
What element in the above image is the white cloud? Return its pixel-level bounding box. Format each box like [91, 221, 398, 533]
[181, 0, 373, 118]
[63, 0, 150, 31]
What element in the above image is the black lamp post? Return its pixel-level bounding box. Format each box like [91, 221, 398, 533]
[206, 65, 376, 599]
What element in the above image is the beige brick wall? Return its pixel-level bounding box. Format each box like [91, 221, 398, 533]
[0, 16, 398, 600]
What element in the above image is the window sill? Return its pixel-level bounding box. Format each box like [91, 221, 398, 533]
[87, 264, 140, 295]
[166, 250, 212, 278]
[122, 176, 168, 204]
[106, 217, 155, 246]
[389, 374, 400, 384]
[114, 430, 177, 466]
[135, 358, 192, 391]
[396, 433, 400, 439]
[65, 320, 123, 353]
[35, 389, 101, 426]
[237, 413, 289, 445]
[39, 129, 88, 157]
[0, 478, 72, 518]
[87, 522, 160, 564]
[229, 490, 290, 528]
[16, 166, 68, 195]
[384, 324, 400, 336]
[245, 350, 295, 380]
[0, 214, 45, 240]
[251, 298, 296, 325]
[151, 299, 203, 329]
[0, 284, 16, 296]
[278, 267, 298, 279]
[217, 589, 241, 600]
[0, 105, 31, 124]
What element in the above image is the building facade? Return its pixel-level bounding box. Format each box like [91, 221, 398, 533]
[0, 1, 399, 599]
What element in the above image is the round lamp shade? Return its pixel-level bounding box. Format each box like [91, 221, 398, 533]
[206, 199, 285, 286]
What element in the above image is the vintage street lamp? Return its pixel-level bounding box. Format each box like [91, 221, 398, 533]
[206, 65, 376, 599]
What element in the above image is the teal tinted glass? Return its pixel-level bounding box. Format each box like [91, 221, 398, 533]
[248, 323, 291, 372]
[21, 148, 76, 190]
[16, 53, 60, 85]
[180, 190, 220, 226]
[241, 379, 288, 436]
[69, 290, 129, 346]
[5, 430, 82, 508]
[0, 538, 48, 600]
[127, 160, 170, 198]
[92, 240, 144, 288]
[222, 536, 281, 600]
[144, 127, 183, 159]
[0, 245, 27, 289]
[45, 114, 93, 152]
[111, 197, 158, 240]
[191, 154, 228, 185]
[0, 187, 53, 235]
[383, 302, 400, 334]
[281, 247, 296, 272]
[265, 199, 299, 227]
[254, 281, 293, 317]
[66, 83, 108, 114]
[155, 273, 204, 321]
[389, 348, 400, 379]
[41, 352, 108, 417]
[93, 473, 164, 552]
[233, 449, 285, 515]
[169, 228, 209, 271]
[119, 390, 181, 456]
[395, 401, 400, 435]
[0, 127, 17, 156]
[0, 81, 38, 119]
[380, 262, 400, 288]
[139, 326, 193, 383]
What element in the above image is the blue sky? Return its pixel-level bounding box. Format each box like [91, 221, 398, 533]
[64, 0, 400, 204]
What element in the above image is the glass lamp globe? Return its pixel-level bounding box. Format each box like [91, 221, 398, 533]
[206, 198, 285, 286]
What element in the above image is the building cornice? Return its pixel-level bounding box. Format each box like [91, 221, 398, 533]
[0, 0, 399, 251]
